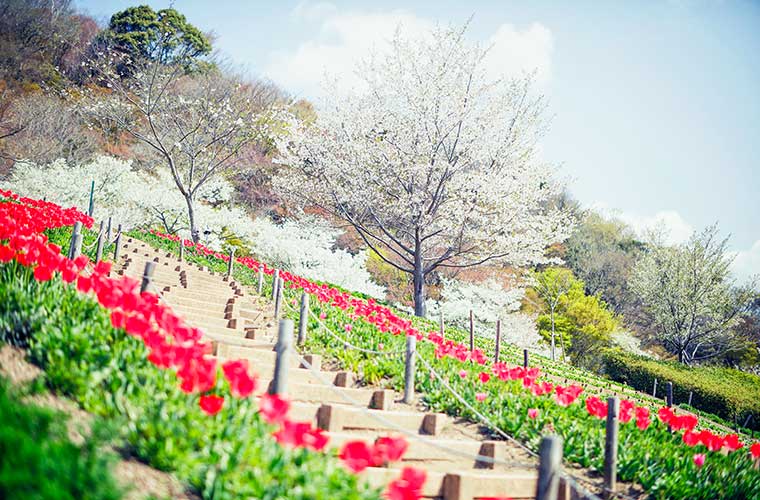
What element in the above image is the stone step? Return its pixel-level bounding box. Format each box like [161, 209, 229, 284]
[216, 345, 327, 373]
[361, 467, 446, 498]
[163, 289, 237, 305]
[326, 432, 498, 467]
[206, 333, 275, 350]
[257, 377, 393, 409]
[317, 404, 447, 436]
[362, 467, 538, 500]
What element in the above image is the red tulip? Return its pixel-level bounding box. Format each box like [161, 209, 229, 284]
[199, 394, 224, 415]
[682, 430, 699, 447]
[585, 396, 608, 419]
[373, 435, 408, 464]
[386, 467, 426, 500]
[259, 393, 290, 424]
[0, 245, 14, 262]
[478, 372, 491, 383]
[222, 359, 257, 398]
[724, 434, 743, 452]
[693, 453, 705, 468]
[750, 442, 760, 459]
[339, 440, 373, 473]
[619, 400, 635, 424]
[273, 419, 312, 448]
[302, 426, 329, 451]
[33, 264, 53, 282]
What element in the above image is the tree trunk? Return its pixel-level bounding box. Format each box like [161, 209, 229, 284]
[412, 236, 425, 317]
[550, 309, 556, 362]
[185, 195, 200, 243]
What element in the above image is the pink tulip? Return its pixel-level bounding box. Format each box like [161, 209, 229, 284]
[476, 392, 487, 402]
[693, 453, 706, 468]
[344, 324, 352, 332]
[378, 343, 384, 350]
[528, 408, 539, 420]
[458, 369, 467, 379]
[319, 312, 327, 319]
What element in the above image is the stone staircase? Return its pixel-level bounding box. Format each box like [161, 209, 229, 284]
[115, 237, 575, 500]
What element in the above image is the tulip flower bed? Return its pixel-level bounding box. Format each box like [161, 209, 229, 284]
[136, 228, 760, 499]
[0, 190, 435, 500]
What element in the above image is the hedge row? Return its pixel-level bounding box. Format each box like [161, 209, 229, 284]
[602, 349, 760, 431]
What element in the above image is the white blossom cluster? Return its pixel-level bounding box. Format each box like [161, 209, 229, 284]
[247, 215, 387, 299]
[2, 156, 245, 245]
[426, 277, 542, 349]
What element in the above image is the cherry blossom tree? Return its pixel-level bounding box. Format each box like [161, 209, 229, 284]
[631, 225, 758, 365]
[83, 44, 273, 242]
[274, 24, 574, 316]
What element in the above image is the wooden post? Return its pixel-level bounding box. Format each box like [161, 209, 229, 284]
[536, 435, 563, 500]
[95, 221, 104, 263]
[439, 310, 444, 340]
[666, 382, 673, 407]
[257, 266, 264, 295]
[106, 216, 112, 241]
[68, 222, 82, 259]
[403, 335, 417, 404]
[271, 269, 280, 299]
[297, 292, 309, 345]
[523, 349, 529, 368]
[87, 180, 95, 217]
[270, 319, 294, 395]
[226, 248, 235, 278]
[469, 309, 474, 352]
[494, 319, 501, 363]
[113, 224, 122, 261]
[274, 277, 283, 319]
[687, 391, 693, 407]
[652, 378, 658, 398]
[140, 261, 156, 293]
[604, 397, 620, 500]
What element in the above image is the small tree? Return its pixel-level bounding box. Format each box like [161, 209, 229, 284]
[274, 24, 573, 317]
[631, 225, 758, 364]
[534, 267, 573, 361]
[84, 49, 271, 242]
[99, 5, 211, 68]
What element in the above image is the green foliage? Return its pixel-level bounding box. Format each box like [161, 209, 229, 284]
[0, 376, 122, 500]
[564, 211, 645, 315]
[103, 5, 212, 67]
[0, 260, 381, 500]
[602, 349, 760, 431]
[533, 267, 618, 366]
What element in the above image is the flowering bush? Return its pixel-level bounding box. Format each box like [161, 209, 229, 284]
[1, 156, 248, 243]
[247, 215, 386, 299]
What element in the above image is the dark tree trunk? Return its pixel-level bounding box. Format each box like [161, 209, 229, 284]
[412, 234, 425, 317]
[185, 195, 200, 243]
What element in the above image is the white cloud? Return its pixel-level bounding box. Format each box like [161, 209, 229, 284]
[591, 203, 694, 245]
[264, 2, 553, 98]
[730, 240, 760, 284]
[483, 22, 553, 85]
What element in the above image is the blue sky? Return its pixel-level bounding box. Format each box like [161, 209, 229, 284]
[76, 0, 760, 279]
